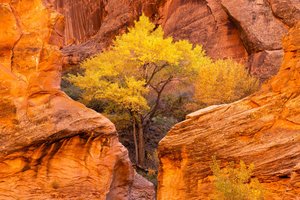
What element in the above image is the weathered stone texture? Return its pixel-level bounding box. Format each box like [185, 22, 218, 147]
[0, 0, 154, 199]
[157, 23, 300, 200]
[159, 0, 248, 60]
[52, 0, 299, 81]
[221, 0, 287, 52]
[268, 0, 300, 27]
[52, 0, 160, 65]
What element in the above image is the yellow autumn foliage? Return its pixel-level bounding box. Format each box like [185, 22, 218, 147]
[67, 14, 209, 115]
[210, 157, 265, 200]
[66, 14, 258, 122]
[194, 59, 259, 105]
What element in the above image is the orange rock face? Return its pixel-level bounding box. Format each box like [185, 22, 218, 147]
[50, 0, 160, 65]
[157, 23, 300, 200]
[0, 0, 154, 199]
[158, 0, 247, 60]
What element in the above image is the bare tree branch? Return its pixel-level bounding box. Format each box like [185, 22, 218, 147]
[143, 76, 173, 123]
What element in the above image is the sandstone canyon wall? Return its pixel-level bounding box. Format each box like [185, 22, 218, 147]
[48, 0, 299, 81]
[0, 0, 154, 199]
[157, 23, 300, 199]
[48, 0, 160, 65]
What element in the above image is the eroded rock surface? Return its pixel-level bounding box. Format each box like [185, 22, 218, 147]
[48, 0, 160, 65]
[160, 0, 299, 81]
[0, 0, 154, 199]
[157, 23, 300, 199]
[159, 0, 248, 61]
[50, 0, 299, 81]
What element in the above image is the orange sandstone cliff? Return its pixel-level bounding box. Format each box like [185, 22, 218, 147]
[157, 23, 300, 199]
[0, 0, 154, 199]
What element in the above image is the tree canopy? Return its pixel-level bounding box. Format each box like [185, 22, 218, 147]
[66, 14, 259, 167]
[67, 14, 210, 118]
[67, 14, 211, 166]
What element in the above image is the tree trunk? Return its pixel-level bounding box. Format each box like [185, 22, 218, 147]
[137, 117, 145, 167]
[132, 117, 139, 165]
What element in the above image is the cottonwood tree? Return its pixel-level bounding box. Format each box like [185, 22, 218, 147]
[67, 14, 210, 167]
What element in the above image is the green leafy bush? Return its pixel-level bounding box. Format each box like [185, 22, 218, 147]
[210, 157, 264, 200]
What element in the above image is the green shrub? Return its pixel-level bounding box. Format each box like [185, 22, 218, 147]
[210, 157, 264, 200]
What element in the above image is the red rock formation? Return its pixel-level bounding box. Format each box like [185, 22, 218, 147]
[50, 0, 299, 81]
[48, 0, 160, 65]
[157, 23, 300, 199]
[268, 0, 300, 27]
[158, 0, 298, 81]
[158, 0, 247, 60]
[0, 0, 154, 199]
[46, 0, 105, 45]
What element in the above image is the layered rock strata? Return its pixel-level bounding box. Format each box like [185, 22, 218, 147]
[157, 23, 300, 199]
[0, 0, 154, 199]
